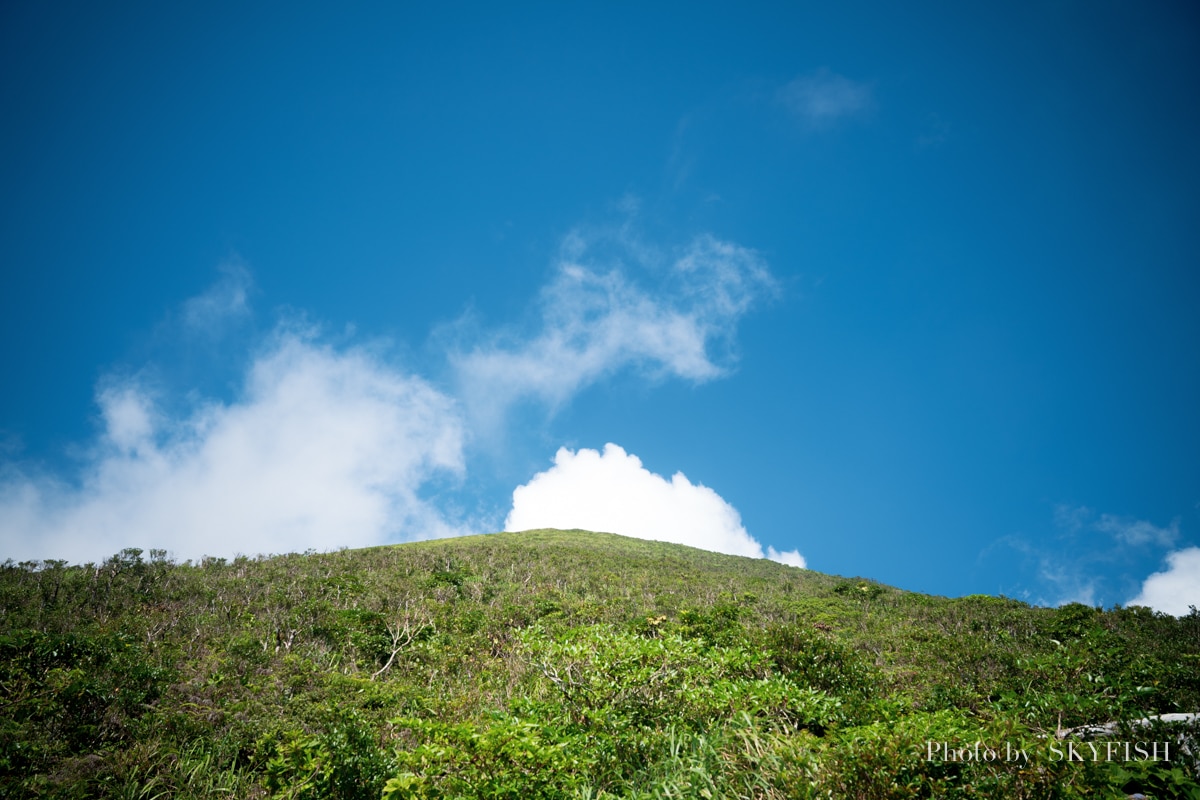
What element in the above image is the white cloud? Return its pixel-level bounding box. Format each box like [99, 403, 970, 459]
[182, 262, 252, 332]
[1128, 547, 1200, 616]
[778, 68, 873, 127]
[1095, 514, 1180, 547]
[1053, 505, 1180, 547]
[97, 383, 159, 456]
[452, 231, 776, 430]
[1052, 503, 1092, 534]
[766, 546, 806, 568]
[0, 331, 465, 564]
[505, 443, 805, 568]
[1036, 506, 1186, 607]
[1039, 562, 1098, 608]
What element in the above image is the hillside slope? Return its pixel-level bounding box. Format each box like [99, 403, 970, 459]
[2, 529, 1198, 798]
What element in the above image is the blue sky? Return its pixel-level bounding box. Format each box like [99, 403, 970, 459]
[2, 2, 1198, 613]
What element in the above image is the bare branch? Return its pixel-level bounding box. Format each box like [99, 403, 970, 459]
[371, 605, 432, 680]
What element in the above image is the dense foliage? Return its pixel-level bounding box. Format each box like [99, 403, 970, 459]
[1, 530, 1198, 798]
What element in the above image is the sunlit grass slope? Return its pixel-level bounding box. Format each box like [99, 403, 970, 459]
[2, 529, 1198, 798]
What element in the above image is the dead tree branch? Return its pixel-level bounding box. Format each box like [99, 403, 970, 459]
[371, 607, 432, 680]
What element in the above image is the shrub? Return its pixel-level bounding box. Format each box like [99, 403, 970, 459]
[265, 709, 394, 800]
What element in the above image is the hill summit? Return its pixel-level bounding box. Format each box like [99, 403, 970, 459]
[2, 529, 1198, 798]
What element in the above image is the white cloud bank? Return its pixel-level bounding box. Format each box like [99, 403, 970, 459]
[505, 443, 805, 568]
[0, 331, 465, 564]
[1128, 547, 1200, 617]
[452, 231, 776, 430]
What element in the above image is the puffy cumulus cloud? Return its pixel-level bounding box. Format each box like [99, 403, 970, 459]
[452, 231, 776, 430]
[505, 443, 805, 568]
[97, 383, 160, 456]
[1128, 548, 1200, 616]
[778, 68, 873, 127]
[0, 332, 465, 564]
[766, 546, 806, 568]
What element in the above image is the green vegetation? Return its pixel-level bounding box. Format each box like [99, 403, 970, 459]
[2, 529, 1198, 798]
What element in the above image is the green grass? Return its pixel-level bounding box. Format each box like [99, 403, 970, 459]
[2, 529, 1198, 798]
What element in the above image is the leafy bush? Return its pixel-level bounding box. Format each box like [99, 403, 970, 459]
[0, 629, 171, 792]
[766, 624, 876, 717]
[266, 709, 394, 800]
[516, 624, 842, 735]
[386, 715, 589, 800]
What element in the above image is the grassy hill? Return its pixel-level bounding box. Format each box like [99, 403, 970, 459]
[2, 529, 1198, 798]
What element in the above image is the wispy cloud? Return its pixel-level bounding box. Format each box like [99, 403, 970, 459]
[1128, 547, 1200, 616]
[1053, 504, 1180, 547]
[451, 229, 777, 431]
[1052, 502, 1091, 534]
[778, 68, 873, 127]
[1038, 562, 1098, 607]
[505, 443, 804, 568]
[1095, 514, 1180, 547]
[989, 533, 1098, 607]
[0, 328, 466, 564]
[182, 262, 253, 334]
[997, 506, 1189, 607]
